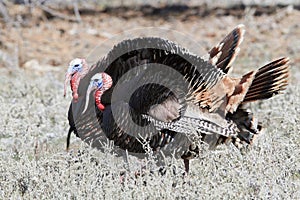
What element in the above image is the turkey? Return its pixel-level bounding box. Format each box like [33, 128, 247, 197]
[64, 25, 245, 149]
[64, 25, 289, 173]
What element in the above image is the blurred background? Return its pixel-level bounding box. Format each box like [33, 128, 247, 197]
[0, 0, 299, 74]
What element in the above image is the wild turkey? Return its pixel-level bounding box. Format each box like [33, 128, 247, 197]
[64, 25, 289, 173]
[65, 25, 244, 148]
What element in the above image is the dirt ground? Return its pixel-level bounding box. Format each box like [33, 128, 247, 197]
[1, 4, 299, 77]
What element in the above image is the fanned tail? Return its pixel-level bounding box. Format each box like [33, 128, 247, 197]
[209, 24, 245, 74]
[243, 57, 290, 103]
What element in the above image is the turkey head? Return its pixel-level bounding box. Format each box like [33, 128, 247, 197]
[83, 73, 113, 113]
[64, 58, 89, 101]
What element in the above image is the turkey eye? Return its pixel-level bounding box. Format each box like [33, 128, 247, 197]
[94, 79, 99, 82]
[73, 64, 79, 68]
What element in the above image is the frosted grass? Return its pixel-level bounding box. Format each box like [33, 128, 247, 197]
[0, 67, 299, 199]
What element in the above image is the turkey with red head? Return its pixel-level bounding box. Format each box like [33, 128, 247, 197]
[64, 25, 289, 173]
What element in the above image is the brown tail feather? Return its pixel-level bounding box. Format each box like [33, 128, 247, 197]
[209, 24, 245, 74]
[244, 57, 289, 103]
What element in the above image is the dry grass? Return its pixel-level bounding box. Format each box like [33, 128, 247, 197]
[0, 2, 300, 199]
[0, 51, 299, 200]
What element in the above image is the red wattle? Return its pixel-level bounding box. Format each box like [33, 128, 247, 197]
[71, 73, 79, 101]
[97, 103, 105, 111]
[95, 90, 105, 111]
[73, 93, 79, 102]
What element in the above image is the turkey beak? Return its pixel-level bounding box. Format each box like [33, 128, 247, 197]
[83, 82, 97, 114]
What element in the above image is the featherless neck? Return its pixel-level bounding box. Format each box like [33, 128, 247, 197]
[70, 72, 80, 101]
[101, 73, 113, 90]
[95, 89, 105, 111]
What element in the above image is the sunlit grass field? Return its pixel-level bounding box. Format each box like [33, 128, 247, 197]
[0, 54, 299, 199]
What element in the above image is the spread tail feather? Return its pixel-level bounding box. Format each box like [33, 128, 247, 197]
[209, 24, 245, 74]
[243, 57, 289, 103]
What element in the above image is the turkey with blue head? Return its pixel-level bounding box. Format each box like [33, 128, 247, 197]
[64, 24, 289, 173]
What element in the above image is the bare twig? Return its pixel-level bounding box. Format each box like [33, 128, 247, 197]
[0, 0, 11, 23]
[38, 3, 80, 22]
[73, 0, 81, 23]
